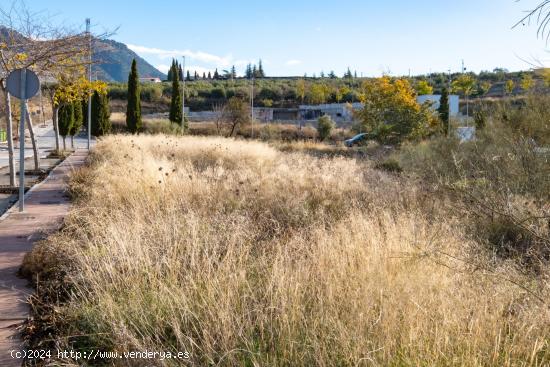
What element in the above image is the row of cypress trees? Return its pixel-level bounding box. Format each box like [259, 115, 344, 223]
[57, 91, 111, 150]
[126, 58, 186, 133]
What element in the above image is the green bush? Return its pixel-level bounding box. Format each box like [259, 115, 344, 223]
[317, 115, 335, 141]
[374, 158, 402, 173]
[397, 95, 550, 269]
[143, 119, 184, 135]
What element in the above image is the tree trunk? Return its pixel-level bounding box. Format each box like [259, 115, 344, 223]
[71, 135, 74, 149]
[229, 122, 237, 137]
[62, 136, 66, 151]
[52, 106, 60, 153]
[25, 102, 40, 171]
[2, 88, 16, 186]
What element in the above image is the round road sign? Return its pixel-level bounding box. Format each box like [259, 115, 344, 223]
[6, 68, 40, 99]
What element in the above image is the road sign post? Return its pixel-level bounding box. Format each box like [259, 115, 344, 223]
[6, 68, 41, 212]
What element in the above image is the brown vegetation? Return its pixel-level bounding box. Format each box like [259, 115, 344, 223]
[23, 134, 549, 366]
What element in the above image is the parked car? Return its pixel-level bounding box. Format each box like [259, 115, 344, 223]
[344, 133, 368, 147]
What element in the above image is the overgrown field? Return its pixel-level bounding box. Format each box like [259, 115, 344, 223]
[24, 135, 549, 366]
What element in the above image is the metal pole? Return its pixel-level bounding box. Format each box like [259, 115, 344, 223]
[86, 18, 92, 150]
[181, 56, 185, 127]
[19, 69, 27, 212]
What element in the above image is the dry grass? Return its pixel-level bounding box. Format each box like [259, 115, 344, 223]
[24, 135, 549, 366]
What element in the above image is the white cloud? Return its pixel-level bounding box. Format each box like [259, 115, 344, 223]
[156, 64, 170, 73]
[128, 44, 233, 66]
[286, 59, 301, 66]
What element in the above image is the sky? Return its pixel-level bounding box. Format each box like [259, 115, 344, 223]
[22, 0, 550, 77]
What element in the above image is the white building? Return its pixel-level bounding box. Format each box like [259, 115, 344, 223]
[416, 94, 459, 116]
[139, 77, 162, 83]
[299, 103, 363, 123]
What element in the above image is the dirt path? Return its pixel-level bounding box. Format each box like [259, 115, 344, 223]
[0, 150, 87, 366]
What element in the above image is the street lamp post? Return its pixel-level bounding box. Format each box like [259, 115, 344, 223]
[86, 18, 92, 150]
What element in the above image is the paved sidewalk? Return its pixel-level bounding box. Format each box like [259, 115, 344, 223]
[0, 150, 87, 367]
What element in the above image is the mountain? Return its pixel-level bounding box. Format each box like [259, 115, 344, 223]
[93, 38, 166, 82]
[0, 26, 165, 83]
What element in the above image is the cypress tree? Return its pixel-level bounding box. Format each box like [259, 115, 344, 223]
[252, 65, 257, 78]
[91, 91, 111, 136]
[167, 59, 174, 81]
[207, 71, 211, 79]
[231, 65, 236, 79]
[213, 68, 219, 80]
[194, 71, 198, 80]
[126, 59, 142, 134]
[258, 59, 265, 78]
[186, 70, 191, 81]
[202, 72, 206, 79]
[245, 64, 252, 79]
[58, 103, 74, 151]
[438, 88, 450, 135]
[178, 64, 184, 81]
[169, 67, 183, 124]
[70, 100, 83, 148]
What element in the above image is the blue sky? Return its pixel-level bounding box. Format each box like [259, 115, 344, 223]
[24, 0, 550, 77]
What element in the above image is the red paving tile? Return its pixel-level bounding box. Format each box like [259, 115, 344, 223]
[0, 150, 87, 366]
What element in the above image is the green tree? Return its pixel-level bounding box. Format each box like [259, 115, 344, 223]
[451, 74, 476, 116]
[438, 87, 450, 135]
[504, 80, 515, 95]
[58, 103, 74, 150]
[478, 81, 492, 95]
[317, 115, 335, 141]
[186, 70, 191, 81]
[520, 74, 535, 91]
[167, 59, 175, 81]
[126, 59, 142, 133]
[213, 68, 220, 80]
[296, 79, 306, 104]
[69, 100, 83, 148]
[224, 97, 250, 136]
[357, 76, 437, 144]
[258, 59, 265, 77]
[91, 91, 111, 136]
[169, 66, 183, 125]
[416, 80, 433, 95]
[307, 83, 329, 104]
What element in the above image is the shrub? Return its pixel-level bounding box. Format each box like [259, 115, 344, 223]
[317, 115, 335, 141]
[143, 119, 184, 135]
[356, 76, 439, 144]
[375, 158, 402, 173]
[22, 135, 550, 366]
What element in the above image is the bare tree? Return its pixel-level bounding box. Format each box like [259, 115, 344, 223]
[224, 97, 250, 137]
[212, 102, 227, 134]
[0, 0, 111, 186]
[513, 1, 550, 42]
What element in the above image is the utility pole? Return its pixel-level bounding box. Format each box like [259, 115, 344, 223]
[86, 18, 92, 150]
[181, 56, 186, 127]
[18, 69, 27, 212]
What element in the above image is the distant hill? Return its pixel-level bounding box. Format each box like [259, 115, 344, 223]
[0, 26, 165, 83]
[93, 38, 165, 82]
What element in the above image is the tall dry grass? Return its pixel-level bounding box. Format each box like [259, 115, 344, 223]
[24, 135, 549, 366]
